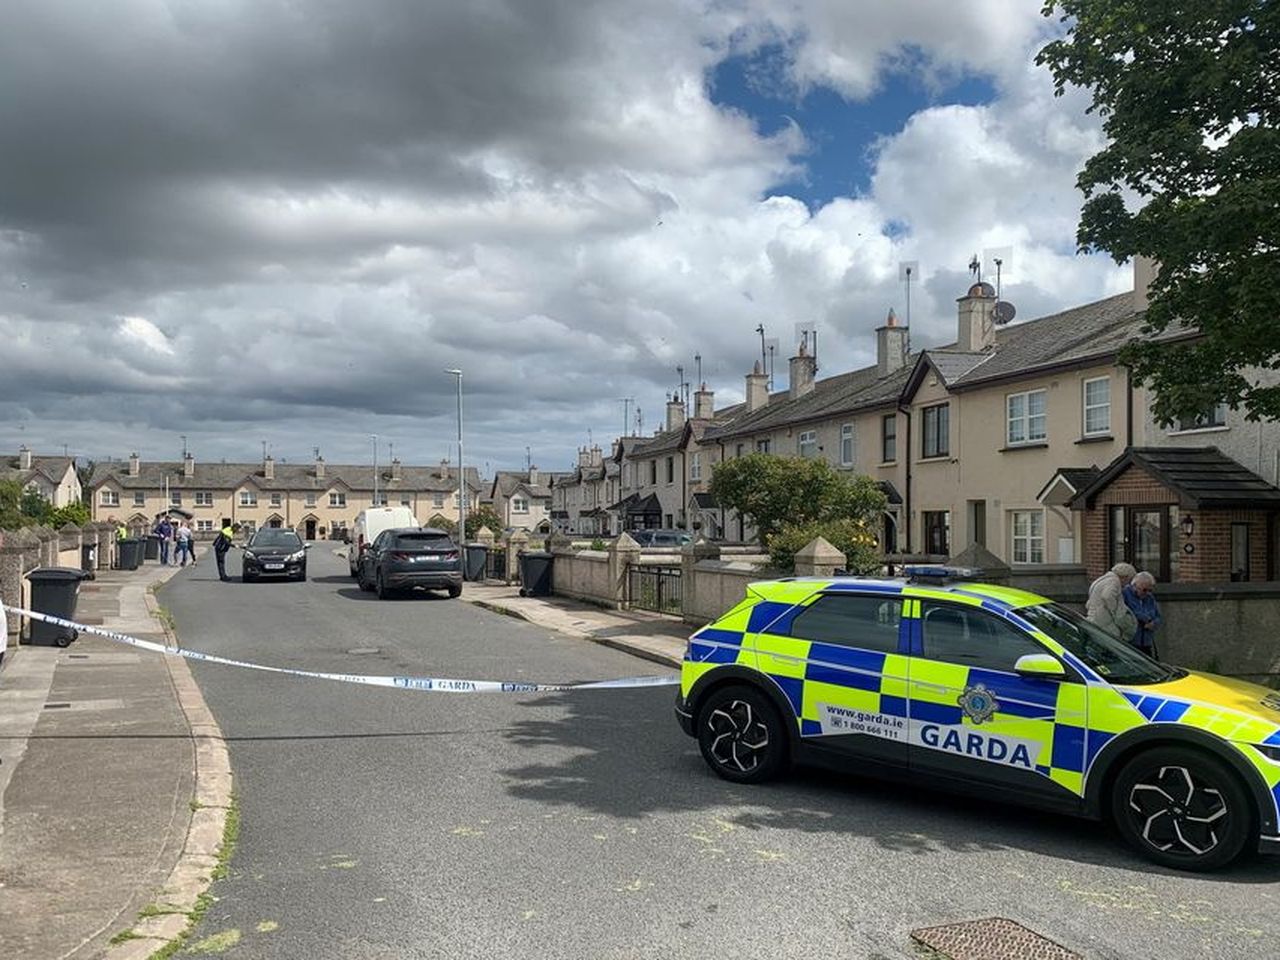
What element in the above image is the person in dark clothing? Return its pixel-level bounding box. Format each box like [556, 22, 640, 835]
[213, 523, 237, 582]
[154, 515, 174, 565]
[1122, 571, 1163, 657]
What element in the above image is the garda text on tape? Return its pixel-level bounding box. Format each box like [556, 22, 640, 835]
[1, 605, 678, 694]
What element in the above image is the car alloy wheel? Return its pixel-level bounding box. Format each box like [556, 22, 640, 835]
[1112, 747, 1251, 871]
[695, 685, 786, 784]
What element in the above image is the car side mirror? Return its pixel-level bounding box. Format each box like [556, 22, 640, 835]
[1014, 653, 1067, 681]
[303, 543, 311, 550]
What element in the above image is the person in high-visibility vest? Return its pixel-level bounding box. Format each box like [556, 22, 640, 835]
[212, 523, 238, 582]
[111, 517, 128, 541]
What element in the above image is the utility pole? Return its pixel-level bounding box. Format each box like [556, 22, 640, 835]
[371, 434, 378, 506]
[447, 370, 466, 540]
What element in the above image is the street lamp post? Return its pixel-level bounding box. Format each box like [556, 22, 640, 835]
[446, 369, 465, 541]
[371, 434, 378, 507]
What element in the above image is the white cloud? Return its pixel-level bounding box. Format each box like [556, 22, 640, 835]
[118, 315, 176, 355]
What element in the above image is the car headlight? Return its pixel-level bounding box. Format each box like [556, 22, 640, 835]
[287, 550, 305, 561]
[243, 551, 257, 561]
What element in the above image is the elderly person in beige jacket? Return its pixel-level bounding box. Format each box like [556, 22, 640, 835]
[1087, 562, 1138, 640]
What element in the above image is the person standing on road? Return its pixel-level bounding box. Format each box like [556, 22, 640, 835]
[212, 523, 237, 582]
[175, 521, 197, 567]
[1086, 561, 1137, 641]
[154, 515, 174, 565]
[1123, 571, 1163, 657]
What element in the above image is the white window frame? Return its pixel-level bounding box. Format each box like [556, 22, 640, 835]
[840, 423, 854, 467]
[1082, 376, 1111, 437]
[373, 493, 388, 507]
[100, 489, 120, 507]
[169, 491, 183, 506]
[512, 496, 529, 514]
[328, 491, 346, 508]
[1010, 510, 1045, 564]
[755, 438, 771, 454]
[238, 490, 257, 507]
[133, 491, 146, 507]
[269, 493, 282, 508]
[690, 452, 702, 481]
[798, 430, 817, 458]
[1175, 402, 1229, 433]
[304, 493, 316, 507]
[1006, 389, 1047, 446]
[195, 519, 214, 532]
[194, 491, 213, 507]
[400, 496, 412, 507]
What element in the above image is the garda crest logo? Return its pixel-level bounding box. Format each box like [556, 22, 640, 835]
[957, 684, 998, 724]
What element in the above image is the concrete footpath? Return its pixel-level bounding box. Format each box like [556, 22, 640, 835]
[0, 563, 232, 960]
[463, 583, 689, 667]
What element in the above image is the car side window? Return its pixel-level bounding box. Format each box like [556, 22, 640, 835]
[373, 532, 389, 551]
[920, 602, 1045, 673]
[787, 594, 902, 653]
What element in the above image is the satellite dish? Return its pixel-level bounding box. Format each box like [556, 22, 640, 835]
[994, 301, 1017, 325]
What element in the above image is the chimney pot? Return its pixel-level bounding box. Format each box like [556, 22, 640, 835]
[128, 452, 141, 477]
[789, 343, 816, 400]
[745, 363, 769, 412]
[18, 445, 32, 470]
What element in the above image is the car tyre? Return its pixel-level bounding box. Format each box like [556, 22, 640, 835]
[243, 571, 256, 584]
[1110, 746, 1252, 871]
[695, 684, 788, 785]
[376, 571, 391, 600]
[447, 583, 462, 599]
[357, 566, 373, 592]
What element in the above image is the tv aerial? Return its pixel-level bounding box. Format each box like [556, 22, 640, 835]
[793, 320, 817, 371]
[984, 246, 1017, 325]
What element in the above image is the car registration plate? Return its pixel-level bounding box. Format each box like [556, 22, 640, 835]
[264, 563, 284, 570]
[420, 555, 438, 562]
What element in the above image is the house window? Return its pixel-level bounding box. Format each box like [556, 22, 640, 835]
[1083, 377, 1111, 436]
[923, 510, 950, 555]
[195, 519, 214, 532]
[665, 457, 674, 483]
[269, 493, 282, 508]
[328, 492, 346, 508]
[133, 492, 146, 507]
[755, 438, 771, 454]
[798, 430, 817, 458]
[922, 404, 949, 458]
[1007, 389, 1047, 445]
[239, 520, 256, 535]
[840, 424, 854, 467]
[1010, 510, 1045, 563]
[169, 491, 182, 506]
[1231, 523, 1250, 582]
[1109, 504, 1180, 583]
[690, 452, 702, 481]
[195, 491, 213, 507]
[101, 489, 120, 507]
[433, 493, 445, 509]
[1177, 402, 1229, 432]
[304, 493, 316, 507]
[649, 461, 658, 484]
[513, 497, 529, 514]
[882, 414, 897, 463]
[239, 490, 257, 507]
[400, 496, 412, 507]
[735, 443, 745, 458]
[331, 520, 348, 535]
[373, 493, 388, 506]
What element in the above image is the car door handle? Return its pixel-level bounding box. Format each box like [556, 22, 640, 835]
[913, 681, 950, 693]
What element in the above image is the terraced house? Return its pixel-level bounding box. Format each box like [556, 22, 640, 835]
[88, 453, 481, 539]
[2, 446, 81, 507]
[667, 260, 1280, 579]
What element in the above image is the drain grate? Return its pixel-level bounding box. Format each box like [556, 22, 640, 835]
[911, 918, 1081, 960]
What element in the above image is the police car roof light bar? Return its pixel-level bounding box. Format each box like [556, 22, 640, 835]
[903, 564, 979, 584]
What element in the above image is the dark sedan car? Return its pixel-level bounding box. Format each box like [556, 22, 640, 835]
[357, 527, 462, 599]
[241, 528, 308, 582]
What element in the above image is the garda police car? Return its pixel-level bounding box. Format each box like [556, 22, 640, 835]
[675, 567, 1280, 871]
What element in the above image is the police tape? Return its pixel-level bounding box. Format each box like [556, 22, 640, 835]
[0, 604, 680, 694]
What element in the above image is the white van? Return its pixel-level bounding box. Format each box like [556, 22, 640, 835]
[349, 506, 418, 577]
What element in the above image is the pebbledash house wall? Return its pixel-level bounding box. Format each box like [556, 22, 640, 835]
[1081, 462, 1272, 583]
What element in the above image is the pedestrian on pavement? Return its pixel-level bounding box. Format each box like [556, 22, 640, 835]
[113, 517, 128, 541]
[1123, 571, 1163, 657]
[154, 515, 174, 565]
[1086, 562, 1137, 641]
[175, 521, 197, 566]
[213, 523, 238, 582]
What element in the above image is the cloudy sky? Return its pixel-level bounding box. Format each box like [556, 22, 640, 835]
[0, 0, 1128, 476]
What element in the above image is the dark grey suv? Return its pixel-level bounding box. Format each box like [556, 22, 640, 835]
[356, 527, 462, 599]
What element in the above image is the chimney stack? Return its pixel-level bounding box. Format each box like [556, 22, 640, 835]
[789, 341, 816, 400]
[390, 457, 401, 480]
[693, 383, 714, 420]
[528, 465, 540, 487]
[183, 452, 195, 478]
[263, 455, 275, 480]
[1133, 255, 1158, 313]
[957, 282, 997, 352]
[18, 445, 32, 470]
[745, 361, 769, 412]
[128, 452, 141, 477]
[876, 308, 909, 378]
[314, 454, 325, 479]
[665, 394, 686, 432]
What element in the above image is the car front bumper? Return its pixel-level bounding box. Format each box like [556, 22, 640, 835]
[1259, 834, 1280, 855]
[244, 559, 305, 578]
[675, 691, 694, 737]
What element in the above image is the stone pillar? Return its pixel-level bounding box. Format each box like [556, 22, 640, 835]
[59, 523, 82, 567]
[682, 538, 720, 623]
[0, 530, 41, 639]
[609, 532, 641, 609]
[476, 526, 495, 547]
[548, 532, 572, 553]
[35, 526, 58, 567]
[508, 530, 529, 582]
[795, 537, 846, 578]
[94, 522, 114, 570]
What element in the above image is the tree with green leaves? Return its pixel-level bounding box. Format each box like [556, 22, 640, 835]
[1038, 1, 1280, 424]
[465, 504, 504, 540]
[0, 479, 23, 529]
[709, 453, 886, 549]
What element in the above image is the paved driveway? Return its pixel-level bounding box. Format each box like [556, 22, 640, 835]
[163, 546, 1279, 959]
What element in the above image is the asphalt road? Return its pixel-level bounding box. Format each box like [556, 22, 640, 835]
[162, 546, 1279, 960]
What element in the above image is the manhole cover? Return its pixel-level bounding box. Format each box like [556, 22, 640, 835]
[347, 647, 380, 655]
[911, 918, 1081, 960]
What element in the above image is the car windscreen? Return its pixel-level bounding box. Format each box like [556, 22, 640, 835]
[249, 530, 302, 549]
[1016, 603, 1179, 685]
[392, 533, 455, 550]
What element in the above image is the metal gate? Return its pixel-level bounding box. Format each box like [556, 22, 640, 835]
[627, 564, 682, 615]
[487, 547, 509, 582]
